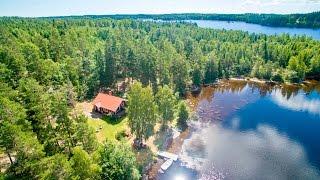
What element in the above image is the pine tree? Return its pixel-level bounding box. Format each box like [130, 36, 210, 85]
[204, 55, 218, 84]
[177, 102, 189, 131]
[105, 41, 117, 88]
[192, 64, 202, 87]
[171, 55, 189, 96]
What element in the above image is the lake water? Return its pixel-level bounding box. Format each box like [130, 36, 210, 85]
[160, 80, 320, 180]
[187, 20, 320, 40]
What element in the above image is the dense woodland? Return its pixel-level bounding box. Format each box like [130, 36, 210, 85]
[1, 17, 320, 179]
[67, 11, 320, 28]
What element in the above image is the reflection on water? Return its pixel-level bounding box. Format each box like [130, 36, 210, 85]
[199, 125, 319, 179]
[272, 90, 320, 115]
[165, 80, 320, 180]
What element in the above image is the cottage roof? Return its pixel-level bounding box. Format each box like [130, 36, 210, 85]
[92, 93, 125, 112]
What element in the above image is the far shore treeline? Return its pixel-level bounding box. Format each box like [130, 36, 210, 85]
[0, 16, 320, 179]
[17, 11, 320, 29]
[109, 12, 320, 28]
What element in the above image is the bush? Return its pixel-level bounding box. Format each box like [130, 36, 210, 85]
[115, 130, 127, 141]
[271, 71, 284, 82]
[283, 69, 301, 83]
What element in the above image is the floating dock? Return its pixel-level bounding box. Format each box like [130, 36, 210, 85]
[157, 151, 178, 161]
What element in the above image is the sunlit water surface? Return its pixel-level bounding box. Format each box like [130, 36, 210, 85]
[144, 19, 320, 40]
[188, 20, 320, 40]
[159, 80, 320, 180]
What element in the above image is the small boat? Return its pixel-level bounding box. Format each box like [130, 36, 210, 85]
[161, 159, 173, 171]
[158, 169, 164, 174]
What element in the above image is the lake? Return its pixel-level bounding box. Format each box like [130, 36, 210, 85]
[159, 80, 320, 180]
[187, 20, 320, 40]
[144, 19, 320, 40]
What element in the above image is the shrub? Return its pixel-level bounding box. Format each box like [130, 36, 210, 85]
[271, 70, 284, 82]
[115, 130, 127, 141]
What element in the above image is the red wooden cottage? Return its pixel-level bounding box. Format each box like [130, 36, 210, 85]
[92, 93, 126, 116]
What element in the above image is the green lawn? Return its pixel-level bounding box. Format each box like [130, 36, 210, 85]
[87, 116, 128, 142]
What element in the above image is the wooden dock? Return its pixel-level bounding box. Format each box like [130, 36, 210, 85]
[157, 151, 178, 161]
[172, 128, 181, 139]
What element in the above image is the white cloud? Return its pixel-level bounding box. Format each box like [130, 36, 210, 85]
[244, 0, 281, 6]
[271, 90, 320, 115]
[244, 0, 320, 6]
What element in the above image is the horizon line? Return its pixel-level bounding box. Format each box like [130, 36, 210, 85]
[1, 11, 319, 18]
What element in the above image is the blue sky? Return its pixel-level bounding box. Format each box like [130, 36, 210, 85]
[1, 0, 320, 17]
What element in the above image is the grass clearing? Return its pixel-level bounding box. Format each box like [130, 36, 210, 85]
[87, 116, 128, 142]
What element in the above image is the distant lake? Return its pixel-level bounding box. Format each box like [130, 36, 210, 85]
[187, 20, 320, 40]
[160, 80, 320, 180]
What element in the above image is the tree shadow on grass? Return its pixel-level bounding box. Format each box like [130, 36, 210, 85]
[102, 115, 126, 125]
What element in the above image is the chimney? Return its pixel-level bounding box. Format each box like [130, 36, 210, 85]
[108, 90, 113, 96]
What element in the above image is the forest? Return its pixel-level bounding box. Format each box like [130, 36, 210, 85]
[1, 17, 320, 179]
[65, 11, 320, 28]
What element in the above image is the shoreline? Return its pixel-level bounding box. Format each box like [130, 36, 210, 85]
[227, 77, 319, 86]
[145, 77, 320, 179]
[145, 128, 191, 179]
